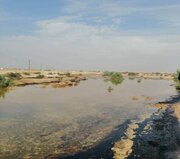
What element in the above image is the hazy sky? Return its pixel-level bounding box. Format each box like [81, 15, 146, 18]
[0, 0, 180, 71]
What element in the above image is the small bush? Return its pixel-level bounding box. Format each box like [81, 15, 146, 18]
[66, 72, 71, 77]
[110, 73, 124, 85]
[128, 72, 138, 76]
[103, 71, 114, 77]
[174, 70, 180, 81]
[36, 74, 45, 79]
[155, 72, 160, 75]
[34, 72, 41, 74]
[6, 72, 22, 79]
[57, 72, 63, 76]
[176, 83, 180, 90]
[23, 72, 30, 75]
[48, 72, 53, 75]
[0, 75, 13, 88]
[103, 71, 124, 85]
[174, 70, 180, 91]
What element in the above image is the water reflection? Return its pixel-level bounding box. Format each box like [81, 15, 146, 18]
[0, 78, 177, 159]
[107, 86, 113, 93]
[0, 88, 10, 99]
[103, 72, 124, 86]
[128, 76, 136, 80]
[103, 72, 124, 92]
[137, 79, 142, 83]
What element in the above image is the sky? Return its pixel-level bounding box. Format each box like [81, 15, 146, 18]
[0, 0, 180, 72]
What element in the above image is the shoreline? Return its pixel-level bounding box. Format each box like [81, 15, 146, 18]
[112, 93, 180, 159]
[45, 93, 180, 159]
[45, 120, 131, 159]
[0, 70, 175, 89]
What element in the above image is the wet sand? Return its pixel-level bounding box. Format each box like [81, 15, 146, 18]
[112, 93, 180, 159]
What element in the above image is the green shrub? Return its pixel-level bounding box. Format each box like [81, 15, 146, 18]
[34, 72, 41, 74]
[103, 71, 114, 77]
[36, 74, 45, 79]
[128, 72, 138, 76]
[6, 72, 22, 79]
[23, 72, 30, 75]
[110, 73, 124, 85]
[66, 72, 71, 77]
[0, 75, 13, 88]
[155, 72, 160, 75]
[57, 72, 63, 76]
[176, 82, 180, 90]
[48, 72, 53, 75]
[174, 70, 180, 91]
[103, 71, 124, 85]
[174, 70, 180, 80]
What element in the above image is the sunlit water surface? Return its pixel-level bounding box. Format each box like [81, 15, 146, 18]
[0, 78, 176, 159]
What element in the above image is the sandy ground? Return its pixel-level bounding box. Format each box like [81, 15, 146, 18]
[0, 69, 173, 89]
[0, 69, 174, 80]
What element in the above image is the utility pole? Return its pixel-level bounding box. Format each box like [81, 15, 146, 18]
[28, 59, 31, 71]
[40, 63, 42, 71]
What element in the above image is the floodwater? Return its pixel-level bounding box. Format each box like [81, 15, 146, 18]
[0, 78, 177, 159]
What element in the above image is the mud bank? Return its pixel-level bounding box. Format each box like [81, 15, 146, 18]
[113, 94, 180, 159]
[14, 75, 87, 87]
[122, 72, 174, 80]
[45, 120, 131, 159]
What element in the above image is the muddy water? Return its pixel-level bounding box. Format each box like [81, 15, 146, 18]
[0, 78, 176, 159]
